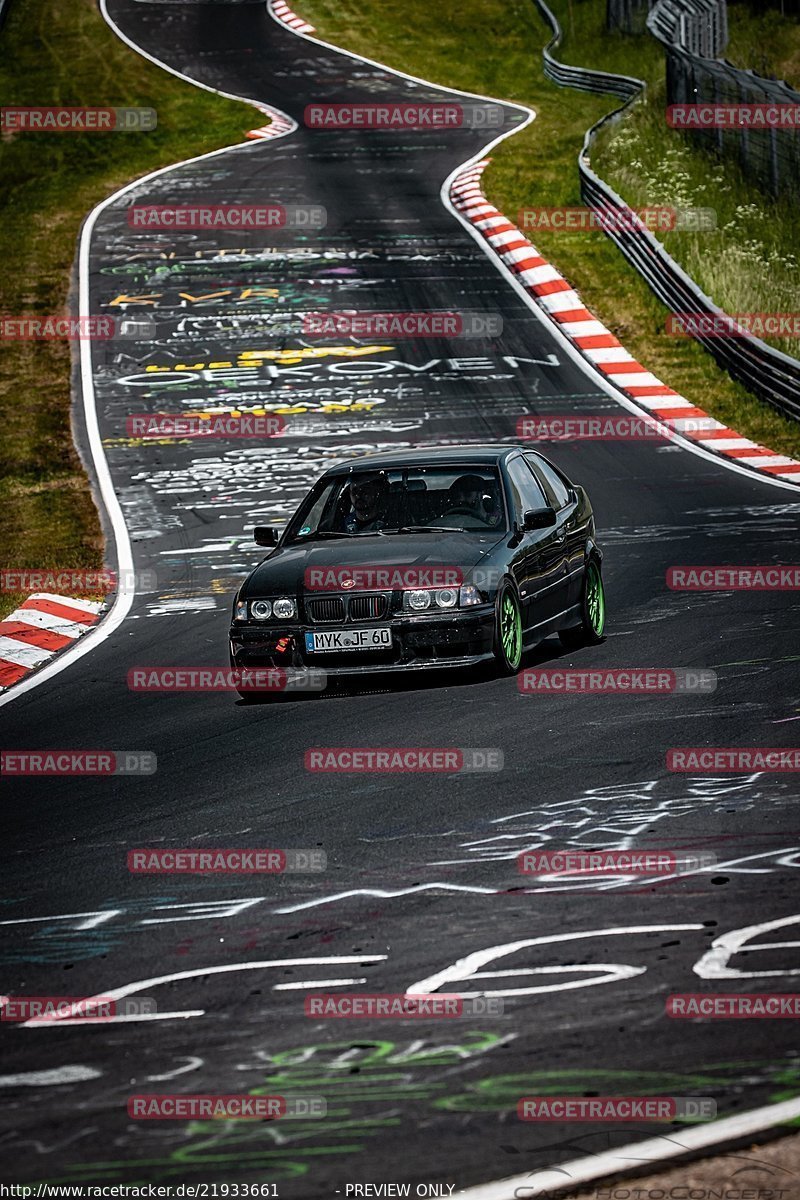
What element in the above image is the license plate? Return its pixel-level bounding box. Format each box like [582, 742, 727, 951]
[305, 627, 392, 653]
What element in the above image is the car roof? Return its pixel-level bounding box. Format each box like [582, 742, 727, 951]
[322, 445, 533, 475]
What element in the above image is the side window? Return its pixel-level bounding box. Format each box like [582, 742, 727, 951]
[506, 457, 548, 523]
[526, 455, 571, 510]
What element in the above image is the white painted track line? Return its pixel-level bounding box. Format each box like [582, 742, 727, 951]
[264, 7, 800, 1184]
[455, 1096, 800, 1197]
[268, 1, 800, 495]
[0, 2, 296, 709]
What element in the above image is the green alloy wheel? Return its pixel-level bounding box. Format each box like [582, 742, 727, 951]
[494, 583, 523, 674]
[559, 559, 606, 649]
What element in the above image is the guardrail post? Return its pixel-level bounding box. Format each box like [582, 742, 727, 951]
[770, 125, 780, 197]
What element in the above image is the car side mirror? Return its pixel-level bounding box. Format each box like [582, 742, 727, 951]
[253, 526, 279, 547]
[523, 507, 557, 530]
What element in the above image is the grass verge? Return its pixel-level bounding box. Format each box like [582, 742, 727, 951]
[0, 0, 254, 618]
[725, 0, 800, 87]
[297, 0, 800, 461]
[556, 0, 800, 362]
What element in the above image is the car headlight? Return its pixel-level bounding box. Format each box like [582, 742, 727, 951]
[403, 588, 462, 611]
[251, 600, 273, 620]
[272, 597, 297, 619]
[459, 585, 483, 606]
[405, 590, 432, 611]
[435, 588, 458, 608]
[234, 599, 249, 621]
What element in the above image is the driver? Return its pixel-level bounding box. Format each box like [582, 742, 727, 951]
[341, 473, 389, 533]
[445, 474, 501, 526]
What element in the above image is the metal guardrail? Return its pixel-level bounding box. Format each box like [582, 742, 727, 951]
[540, 3, 641, 97]
[649, 0, 800, 199]
[645, 0, 728, 57]
[607, 0, 726, 50]
[531, 0, 800, 421]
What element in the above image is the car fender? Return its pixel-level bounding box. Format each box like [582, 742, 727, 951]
[584, 535, 603, 566]
[496, 572, 522, 605]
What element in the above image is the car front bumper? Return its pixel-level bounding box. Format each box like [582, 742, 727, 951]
[229, 606, 496, 676]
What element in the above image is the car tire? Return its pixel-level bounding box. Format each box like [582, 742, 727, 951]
[492, 582, 524, 675]
[559, 558, 606, 649]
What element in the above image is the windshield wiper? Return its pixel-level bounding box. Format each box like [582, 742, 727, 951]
[382, 525, 465, 534]
[290, 530, 354, 542]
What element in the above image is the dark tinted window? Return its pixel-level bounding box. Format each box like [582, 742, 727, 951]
[285, 465, 507, 541]
[506, 456, 548, 522]
[526, 454, 571, 510]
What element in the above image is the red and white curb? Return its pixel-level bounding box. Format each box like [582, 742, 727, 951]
[451, 159, 800, 483]
[253, 1, 315, 134]
[270, 0, 316, 35]
[0, 594, 104, 692]
[246, 106, 297, 141]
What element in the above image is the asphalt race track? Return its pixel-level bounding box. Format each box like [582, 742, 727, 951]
[1, 1, 800, 1194]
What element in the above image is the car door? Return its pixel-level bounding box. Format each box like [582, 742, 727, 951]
[505, 455, 568, 631]
[526, 454, 584, 608]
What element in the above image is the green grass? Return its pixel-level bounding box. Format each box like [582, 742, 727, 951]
[1, 0, 798, 630]
[555, 0, 800, 361]
[725, 0, 800, 87]
[0, 0, 254, 616]
[298, 0, 800, 461]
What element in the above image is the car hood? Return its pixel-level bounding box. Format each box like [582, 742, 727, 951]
[241, 531, 505, 596]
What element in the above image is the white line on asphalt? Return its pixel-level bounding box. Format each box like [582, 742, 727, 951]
[0, 1066, 102, 1087]
[274, 883, 501, 913]
[267, 2, 800, 495]
[266, 10, 800, 1189]
[0, 4, 297, 709]
[454, 1095, 800, 1198]
[21, 956, 388, 1026]
[272, 977, 368, 989]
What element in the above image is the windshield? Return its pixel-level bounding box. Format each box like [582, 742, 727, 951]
[284, 466, 508, 542]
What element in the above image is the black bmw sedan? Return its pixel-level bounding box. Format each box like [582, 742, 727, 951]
[229, 445, 605, 682]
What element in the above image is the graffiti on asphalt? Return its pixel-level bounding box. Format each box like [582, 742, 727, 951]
[18, 1049, 800, 1183]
